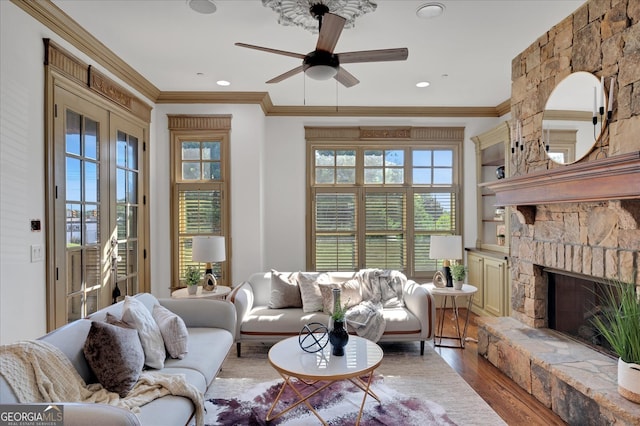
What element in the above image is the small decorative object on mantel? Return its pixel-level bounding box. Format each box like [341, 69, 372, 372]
[298, 323, 329, 353]
[496, 234, 506, 246]
[328, 288, 349, 356]
[496, 165, 505, 179]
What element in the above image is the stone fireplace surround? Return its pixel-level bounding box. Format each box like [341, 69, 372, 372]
[475, 0, 640, 423]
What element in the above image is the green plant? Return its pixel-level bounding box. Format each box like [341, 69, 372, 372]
[330, 288, 350, 322]
[185, 266, 201, 287]
[451, 264, 467, 282]
[590, 279, 640, 364]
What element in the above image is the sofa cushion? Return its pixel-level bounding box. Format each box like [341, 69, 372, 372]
[163, 328, 232, 387]
[83, 320, 145, 397]
[153, 304, 189, 359]
[241, 307, 330, 334]
[269, 270, 302, 309]
[381, 307, 421, 334]
[297, 272, 330, 313]
[318, 280, 362, 315]
[122, 295, 166, 369]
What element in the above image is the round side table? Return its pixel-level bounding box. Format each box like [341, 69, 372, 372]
[424, 283, 477, 349]
[171, 285, 231, 300]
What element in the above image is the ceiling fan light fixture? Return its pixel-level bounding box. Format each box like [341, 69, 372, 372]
[305, 64, 338, 80]
[187, 0, 217, 14]
[416, 2, 445, 19]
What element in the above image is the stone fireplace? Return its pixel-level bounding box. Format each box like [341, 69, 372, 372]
[476, 0, 640, 423]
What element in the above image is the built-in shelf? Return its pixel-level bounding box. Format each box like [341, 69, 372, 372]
[483, 151, 640, 206]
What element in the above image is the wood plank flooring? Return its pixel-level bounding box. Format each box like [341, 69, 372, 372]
[434, 309, 567, 425]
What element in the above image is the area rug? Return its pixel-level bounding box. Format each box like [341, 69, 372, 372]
[205, 376, 455, 425]
[201, 342, 506, 426]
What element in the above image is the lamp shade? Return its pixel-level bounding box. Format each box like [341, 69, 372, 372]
[192, 236, 226, 263]
[429, 235, 462, 260]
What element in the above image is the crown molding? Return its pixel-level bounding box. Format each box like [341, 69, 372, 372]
[13, 0, 512, 118]
[11, 0, 160, 101]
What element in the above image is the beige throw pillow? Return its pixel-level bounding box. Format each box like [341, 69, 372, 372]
[83, 320, 144, 397]
[318, 280, 363, 315]
[122, 296, 166, 369]
[269, 270, 302, 309]
[152, 304, 189, 359]
[297, 272, 330, 313]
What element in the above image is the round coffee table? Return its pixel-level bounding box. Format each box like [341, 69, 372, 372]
[267, 335, 383, 425]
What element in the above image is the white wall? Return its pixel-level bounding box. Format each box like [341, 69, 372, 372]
[0, 1, 502, 343]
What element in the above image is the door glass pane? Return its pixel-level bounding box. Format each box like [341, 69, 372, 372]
[66, 203, 81, 246]
[66, 111, 81, 155]
[117, 130, 127, 167]
[128, 136, 138, 169]
[66, 158, 81, 201]
[117, 169, 126, 203]
[85, 247, 101, 288]
[127, 171, 137, 203]
[84, 118, 98, 160]
[117, 204, 126, 239]
[85, 204, 99, 245]
[67, 250, 82, 293]
[84, 161, 97, 203]
[67, 294, 83, 323]
[128, 206, 138, 239]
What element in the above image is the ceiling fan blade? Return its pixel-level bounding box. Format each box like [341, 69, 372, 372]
[266, 65, 304, 83]
[334, 67, 359, 88]
[337, 48, 409, 64]
[235, 42, 305, 60]
[316, 13, 346, 53]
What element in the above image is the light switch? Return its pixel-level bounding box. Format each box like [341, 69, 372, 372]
[31, 244, 44, 262]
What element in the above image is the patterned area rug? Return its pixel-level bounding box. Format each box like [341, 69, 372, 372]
[204, 376, 456, 425]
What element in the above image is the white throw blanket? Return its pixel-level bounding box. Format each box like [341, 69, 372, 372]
[345, 269, 407, 342]
[0, 340, 204, 426]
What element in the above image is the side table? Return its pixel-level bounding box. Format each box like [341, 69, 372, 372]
[424, 283, 477, 349]
[171, 286, 231, 300]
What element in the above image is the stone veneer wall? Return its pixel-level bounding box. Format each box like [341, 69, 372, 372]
[508, 0, 640, 327]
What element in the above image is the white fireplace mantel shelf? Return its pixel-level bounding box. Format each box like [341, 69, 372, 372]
[482, 151, 640, 207]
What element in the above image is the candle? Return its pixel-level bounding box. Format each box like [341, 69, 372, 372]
[600, 76, 605, 111]
[517, 120, 522, 146]
[547, 127, 550, 145]
[608, 77, 615, 112]
[593, 86, 597, 118]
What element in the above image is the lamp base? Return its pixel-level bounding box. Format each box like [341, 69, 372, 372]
[202, 265, 217, 292]
[443, 266, 453, 287]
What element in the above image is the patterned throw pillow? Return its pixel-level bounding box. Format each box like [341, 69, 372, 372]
[269, 270, 303, 309]
[318, 280, 363, 315]
[297, 272, 330, 313]
[122, 296, 166, 369]
[152, 304, 189, 359]
[83, 320, 144, 397]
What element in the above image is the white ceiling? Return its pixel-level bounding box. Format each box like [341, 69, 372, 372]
[51, 0, 586, 108]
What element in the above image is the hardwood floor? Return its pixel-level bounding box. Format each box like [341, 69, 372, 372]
[434, 309, 567, 425]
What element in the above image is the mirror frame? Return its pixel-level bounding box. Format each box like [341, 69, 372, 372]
[542, 71, 607, 165]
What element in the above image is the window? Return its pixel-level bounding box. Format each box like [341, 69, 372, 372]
[307, 127, 463, 279]
[169, 116, 231, 288]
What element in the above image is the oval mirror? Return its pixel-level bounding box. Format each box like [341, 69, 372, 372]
[542, 71, 606, 164]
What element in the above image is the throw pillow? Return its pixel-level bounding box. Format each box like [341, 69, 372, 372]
[152, 304, 189, 359]
[297, 272, 330, 313]
[83, 320, 144, 397]
[269, 270, 302, 309]
[122, 296, 166, 369]
[318, 280, 362, 315]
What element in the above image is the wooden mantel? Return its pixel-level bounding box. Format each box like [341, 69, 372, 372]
[483, 152, 640, 206]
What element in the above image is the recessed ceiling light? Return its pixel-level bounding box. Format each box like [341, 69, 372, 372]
[416, 81, 430, 88]
[416, 2, 445, 19]
[187, 0, 217, 15]
[216, 80, 231, 86]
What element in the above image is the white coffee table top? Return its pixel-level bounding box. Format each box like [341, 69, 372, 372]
[424, 283, 477, 296]
[268, 335, 383, 381]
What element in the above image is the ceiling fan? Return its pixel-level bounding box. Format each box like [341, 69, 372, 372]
[235, 3, 408, 88]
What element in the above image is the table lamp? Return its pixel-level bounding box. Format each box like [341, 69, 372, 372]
[192, 235, 226, 292]
[429, 235, 462, 288]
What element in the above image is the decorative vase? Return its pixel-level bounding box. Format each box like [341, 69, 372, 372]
[454, 280, 464, 290]
[329, 320, 349, 356]
[187, 285, 198, 295]
[618, 358, 640, 403]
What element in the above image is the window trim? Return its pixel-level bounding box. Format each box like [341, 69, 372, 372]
[306, 126, 464, 280]
[168, 116, 231, 289]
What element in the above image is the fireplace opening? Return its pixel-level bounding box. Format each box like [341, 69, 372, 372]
[547, 269, 618, 358]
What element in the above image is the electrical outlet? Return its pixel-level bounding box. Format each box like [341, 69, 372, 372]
[31, 244, 44, 262]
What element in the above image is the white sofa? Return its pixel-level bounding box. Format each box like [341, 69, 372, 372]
[0, 293, 236, 426]
[231, 271, 436, 356]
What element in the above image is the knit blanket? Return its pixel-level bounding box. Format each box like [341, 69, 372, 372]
[345, 269, 407, 342]
[0, 340, 204, 426]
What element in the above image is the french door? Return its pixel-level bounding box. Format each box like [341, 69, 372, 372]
[51, 85, 145, 328]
